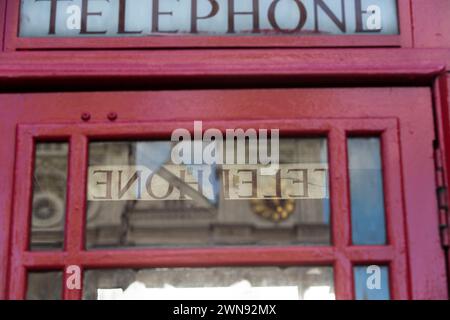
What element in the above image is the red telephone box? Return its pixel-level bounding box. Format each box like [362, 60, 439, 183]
[0, 0, 449, 300]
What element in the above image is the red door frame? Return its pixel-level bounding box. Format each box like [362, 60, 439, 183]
[0, 88, 447, 299]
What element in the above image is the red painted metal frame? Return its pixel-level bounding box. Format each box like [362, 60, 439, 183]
[0, 49, 448, 91]
[433, 75, 450, 291]
[1, 88, 446, 299]
[9, 119, 407, 300]
[0, 0, 5, 52]
[0, 0, 447, 303]
[411, 0, 450, 48]
[0, 95, 17, 300]
[3, 0, 412, 51]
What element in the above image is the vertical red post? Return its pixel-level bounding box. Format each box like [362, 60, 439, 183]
[329, 128, 352, 299]
[8, 128, 35, 299]
[63, 134, 88, 300]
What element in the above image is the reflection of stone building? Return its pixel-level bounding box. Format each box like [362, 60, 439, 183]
[85, 139, 330, 248]
[31, 139, 330, 250]
[30, 143, 68, 250]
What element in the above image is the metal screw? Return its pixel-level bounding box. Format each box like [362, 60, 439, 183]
[81, 113, 91, 122]
[107, 112, 118, 121]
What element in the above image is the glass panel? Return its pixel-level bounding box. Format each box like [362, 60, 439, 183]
[354, 266, 390, 300]
[20, 0, 399, 37]
[83, 267, 335, 300]
[348, 137, 386, 245]
[26, 271, 63, 300]
[30, 142, 69, 251]
[86, 138, 330, 248]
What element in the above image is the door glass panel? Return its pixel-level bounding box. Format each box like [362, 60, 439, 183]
[354, 266, 390, 300]
[26, 271, 63, 300]
[348, 137, 386, 245]
[85, 138, 330, 248]
[30, 142, 69, 251]
[83, 266, 335, 300]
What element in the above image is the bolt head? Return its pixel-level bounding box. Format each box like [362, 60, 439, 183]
[81, 113, 91, 121]
[107, 112, 118, 121]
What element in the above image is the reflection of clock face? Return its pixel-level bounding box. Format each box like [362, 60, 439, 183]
[250, 175, 297, 222]
[32, 192, 64, 228]
[250, 198, 296, 223]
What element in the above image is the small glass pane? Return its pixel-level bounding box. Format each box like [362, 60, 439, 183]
[83, 267, 335, 300]
[354, 266, 390, 300]
[26, 271, 63, 300]
[348, 138, 386, 245]
[30, 142, 69, 251]
[86, 138, 330, 248]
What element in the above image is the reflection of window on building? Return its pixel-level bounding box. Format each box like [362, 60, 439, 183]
[85, 138, 330, 248]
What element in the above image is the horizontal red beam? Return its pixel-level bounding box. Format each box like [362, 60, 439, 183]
[0, 49, 447, 89]
[19, 119, 397, 140]
[10, 35, 402, 50]
[21, 246, 395, 269]
[0, 49, 446, 75]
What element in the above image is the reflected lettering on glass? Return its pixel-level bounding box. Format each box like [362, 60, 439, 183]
[87, 164, 328, 201]
[85, 138, 331, 248]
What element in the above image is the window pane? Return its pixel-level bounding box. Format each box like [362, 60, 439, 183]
[354, 266, 390, 300]
[26, 271, 63, 300]
[348, 138, 386, 245]
[30, 142, 68, 251]
[20, 0, 399, 37]
[86, 138, 330, 248]
[83, 267, 334, 300]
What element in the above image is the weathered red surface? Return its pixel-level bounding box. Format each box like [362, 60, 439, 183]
[0, 0, 450, 300]
[0, 88, 446, 299]
[0, 0, 5, 51]
[412, 0, 450, 48]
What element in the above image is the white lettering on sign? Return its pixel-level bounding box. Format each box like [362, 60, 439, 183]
[20, 0, 399, 37]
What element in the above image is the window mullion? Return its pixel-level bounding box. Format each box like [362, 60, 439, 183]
[63, 134, 88, 300]
[329, 128, 352, 299]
